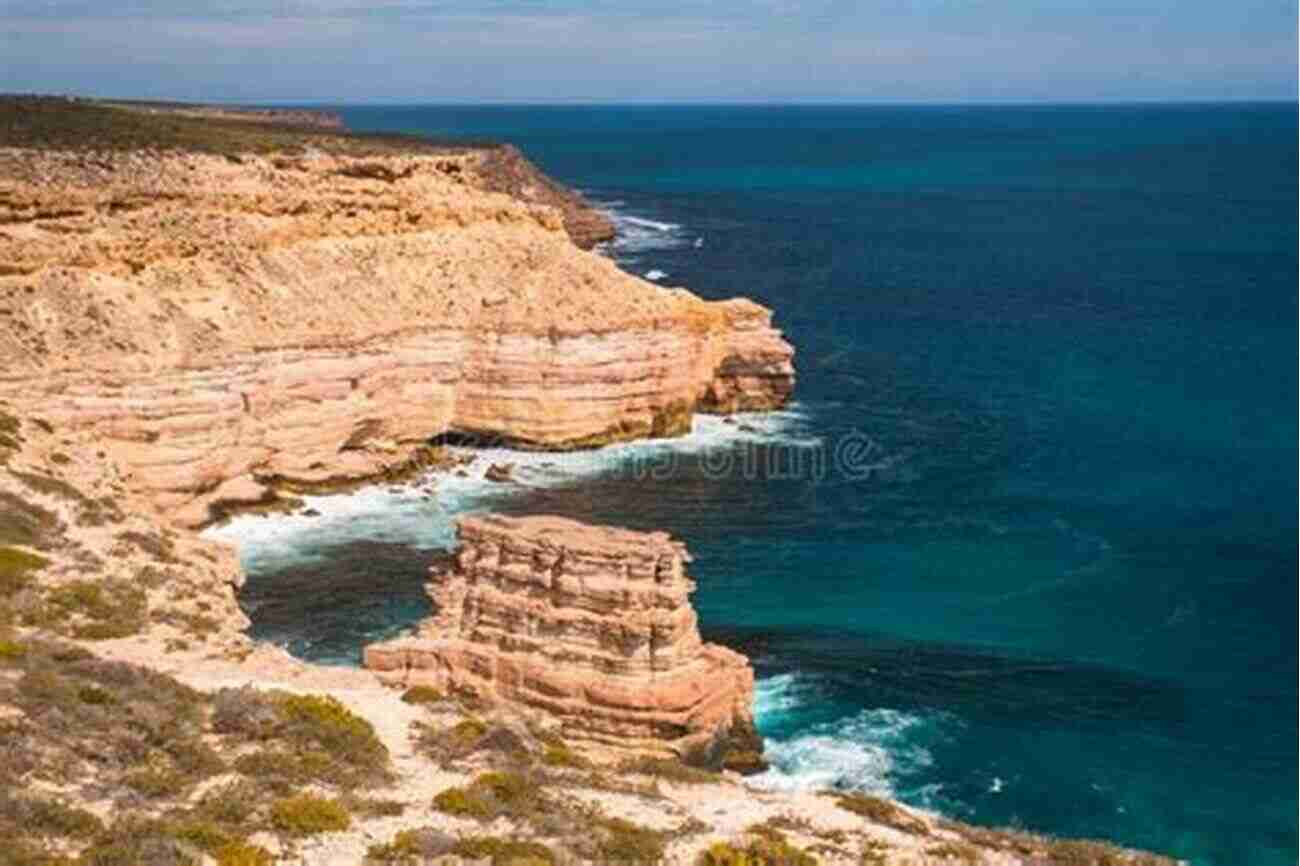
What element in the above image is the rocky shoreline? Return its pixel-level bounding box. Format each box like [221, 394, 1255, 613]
[0, 134, 793, 529]
[0, 98, 1176, 865]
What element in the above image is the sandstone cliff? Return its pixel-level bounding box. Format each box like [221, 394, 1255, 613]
[0, 101, 793, 529]
[365, 514, 761, 764]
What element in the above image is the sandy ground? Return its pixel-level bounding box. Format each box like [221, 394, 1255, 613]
[88, 639, 1029, 866]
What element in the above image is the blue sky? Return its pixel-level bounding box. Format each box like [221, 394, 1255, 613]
[2, 0, 1295, 102]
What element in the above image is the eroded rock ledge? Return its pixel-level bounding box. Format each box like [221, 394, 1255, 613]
[365, 514, 762, 765]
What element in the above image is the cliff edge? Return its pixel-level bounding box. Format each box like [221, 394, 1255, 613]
[0, 98, 793, 529]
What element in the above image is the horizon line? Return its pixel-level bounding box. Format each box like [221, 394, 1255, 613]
[8, 92, 1296, 109]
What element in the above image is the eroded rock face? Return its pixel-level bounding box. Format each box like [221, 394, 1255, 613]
[0, 146, 794, 527]
[474, 144, 616, 250]
[365, 514, 758, 759]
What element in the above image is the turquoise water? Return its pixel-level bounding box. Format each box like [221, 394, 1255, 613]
[233, 105, 1297, 864]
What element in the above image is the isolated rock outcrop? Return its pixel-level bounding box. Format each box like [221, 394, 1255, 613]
[365, 514, 760, 762]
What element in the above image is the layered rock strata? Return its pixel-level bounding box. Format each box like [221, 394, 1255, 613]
[0, 139, 793, 528]
[365, 514, 758, 759]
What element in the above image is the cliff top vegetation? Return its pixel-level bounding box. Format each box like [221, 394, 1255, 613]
[0, 95, 496, 156]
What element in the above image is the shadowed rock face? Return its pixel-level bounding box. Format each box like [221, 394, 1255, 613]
[474, 144, 615, 250]
[0, 145, 794, 527]
[365, 514, 759, 759]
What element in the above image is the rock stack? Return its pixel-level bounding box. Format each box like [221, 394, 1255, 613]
[365, 514, 761, 764]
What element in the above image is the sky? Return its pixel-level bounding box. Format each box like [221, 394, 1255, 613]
[1, 0, 1296, 103]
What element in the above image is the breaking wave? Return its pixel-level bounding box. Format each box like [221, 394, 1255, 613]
[203, 407, 819, 575]
[750, 672, 941, 800]
[592, 199, 694, 257]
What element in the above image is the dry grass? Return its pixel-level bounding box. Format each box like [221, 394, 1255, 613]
[0, 642, 396, 862]
[0, 545, 47, 595]
[617, 754, 721, 785]
[0, 490, 61, 551]
[833, 792, 930, 836]
[698, 824, 818, 866]
[28, 578, 148, 640]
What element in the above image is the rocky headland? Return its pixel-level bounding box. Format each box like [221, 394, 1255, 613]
[0, 99, 792, 530]
[0, 98, 1174, 866]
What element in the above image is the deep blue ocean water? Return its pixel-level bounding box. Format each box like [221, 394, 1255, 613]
[230, 104, 1297, 864]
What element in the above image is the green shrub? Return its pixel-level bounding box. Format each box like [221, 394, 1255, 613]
[343, 795, 406, 817]
[123, 765, 189, 798]
[540, 743, 588, 769]
[588, 816, 668, 865]
[212, 687, 280, 738]
[447, 717, 489, 745]
[275, 693, 389, 782]
[213, 841, 274, 866]
[367, 828, 457, 864]
[233, 747, 332, 792]
[0, 792, 103, 839]
[194, 781, 260, 824]
[77, 817, 198, 866]
[0, 639, 27, 661]
[165, 737, 224, 779]
[399, 685, 444, 705]
[77, 684, 116, 705]
[451, 836, 556, 866]
[432, 770, 539, 821]
[697, 830, 818, 866]
[617, 754, 719, 785]
[414, 715, 491, 763]
[0, 546, 47, 594]
[165, 818, 236, 853]
[225, 691, 390, 789]
[269, 794, 350, 835]
[36, 579, 147, 640]
[431, 785, 494, 820]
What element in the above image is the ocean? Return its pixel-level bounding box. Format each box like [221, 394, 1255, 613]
[206, 104, 1298, 865]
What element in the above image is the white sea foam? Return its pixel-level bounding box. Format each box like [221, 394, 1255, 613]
[619, 215, 679, 233]
[202, 407, 819, 575]
[754, 671, 822, 719]
[644, 269, 668, 281]
[750, 672, 937, 797]
[591, 199, 692, 257]
[751, 707, 935, 796]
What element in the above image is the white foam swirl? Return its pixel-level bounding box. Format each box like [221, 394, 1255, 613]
[591, 199, 693, 257]
[750, 672, 937, 797]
